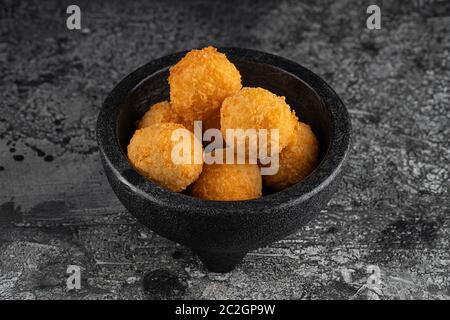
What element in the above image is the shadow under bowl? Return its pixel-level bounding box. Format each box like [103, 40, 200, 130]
[96, 48, 351, 273]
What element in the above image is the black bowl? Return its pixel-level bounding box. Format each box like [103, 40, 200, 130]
[97, 48, 351, 273]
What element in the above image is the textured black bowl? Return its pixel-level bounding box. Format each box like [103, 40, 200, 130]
[97, 48, 351, 273]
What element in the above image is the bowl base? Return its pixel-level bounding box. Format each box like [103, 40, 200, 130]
[195, 250, 246, 273]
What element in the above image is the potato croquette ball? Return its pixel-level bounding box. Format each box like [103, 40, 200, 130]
[127, 123, 203, 192]
[263, 120, 319, 190]
[190, 161, 262, 201]
[137, 101, 196, 132]
[136, 101, 184, 129]
[169, 46, 242, 123]
[221, 87, 295, 156]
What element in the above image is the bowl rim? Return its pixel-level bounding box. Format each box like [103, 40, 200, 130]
[97, 47, 351, 214]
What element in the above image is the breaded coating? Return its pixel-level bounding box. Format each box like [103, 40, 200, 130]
[263, 120, 319, 190]
[127, 123, 203, 192]
[169, 46, 242, 123]
[221, 87, 296, 156]
[190, 161, 262, 201]
[136, 101, 184, 129]
[137, 100, 197, 132]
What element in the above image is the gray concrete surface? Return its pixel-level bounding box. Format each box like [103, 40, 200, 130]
[0, 0, 449, 299]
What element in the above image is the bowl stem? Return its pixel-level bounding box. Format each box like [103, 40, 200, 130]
[195, 250, 247, 273]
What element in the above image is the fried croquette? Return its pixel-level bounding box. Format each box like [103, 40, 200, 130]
[263, 120, 319, 190]
[221, 87, 296, 156]
[127, 123, 203, 192]
[169, 46, 242, 123]
[136, 101, 197, 132]
[190, 161, 262, 201]
[136, 101, 184, 129]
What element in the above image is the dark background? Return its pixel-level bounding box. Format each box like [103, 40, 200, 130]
[0, 0, 449, 299]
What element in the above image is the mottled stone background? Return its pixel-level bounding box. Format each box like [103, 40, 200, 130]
[0, 0, 449, 300]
